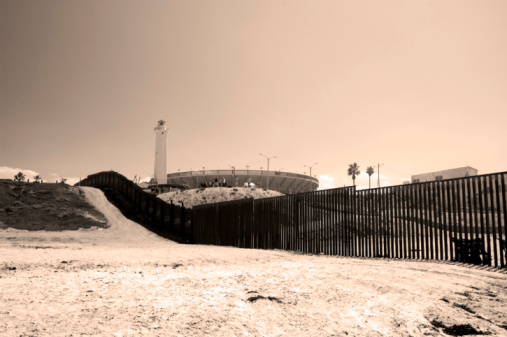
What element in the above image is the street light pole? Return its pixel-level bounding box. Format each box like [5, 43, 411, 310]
[259, 153, 277, 189]
[304, 162, 318, 178]
[259, 153, 277, 171]
[229, 165, 236, 186]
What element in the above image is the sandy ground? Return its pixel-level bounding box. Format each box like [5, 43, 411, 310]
[1, 187, 506, 337]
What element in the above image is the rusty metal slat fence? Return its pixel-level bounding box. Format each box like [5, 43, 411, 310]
[193, 172, 507, 268]
[80, 170, 506, 268]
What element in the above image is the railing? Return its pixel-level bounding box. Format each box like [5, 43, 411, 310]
[193, 171, 507, 268]
[79, 171, 193, 242]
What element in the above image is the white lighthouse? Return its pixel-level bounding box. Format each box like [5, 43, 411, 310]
[154, 120, 168, 185]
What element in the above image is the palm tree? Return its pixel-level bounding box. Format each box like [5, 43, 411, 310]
[33, 175, 42, 183]
[366, 166, 375, 189]
[347, 163, 360, 186]
[14, 172, 25, 182]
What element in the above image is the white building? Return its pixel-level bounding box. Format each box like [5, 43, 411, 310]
[153, 120, 168, 185]
[411, 166, 478, 183]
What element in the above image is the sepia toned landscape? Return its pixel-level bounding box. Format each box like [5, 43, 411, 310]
[2, 1, 507, 336]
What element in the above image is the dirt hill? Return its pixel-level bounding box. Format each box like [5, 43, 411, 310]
[157, 187, 284, 208]
[0, 180, 107, 231]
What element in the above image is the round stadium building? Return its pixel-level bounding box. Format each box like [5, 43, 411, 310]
[165, 169, 319, 194]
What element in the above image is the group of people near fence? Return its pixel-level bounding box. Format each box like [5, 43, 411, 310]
[200, 177, 227, 188]
[199, 177, 257, 188]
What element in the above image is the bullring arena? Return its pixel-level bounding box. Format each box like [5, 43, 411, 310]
[164, 169, 319, 194]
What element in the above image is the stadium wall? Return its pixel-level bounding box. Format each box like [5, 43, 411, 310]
[166, 169, 319, 194]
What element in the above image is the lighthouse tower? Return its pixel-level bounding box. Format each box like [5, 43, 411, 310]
[154, 120, 168, 185]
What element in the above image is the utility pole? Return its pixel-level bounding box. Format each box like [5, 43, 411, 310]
[229, 165, 236, 186]
[304, 162, 318, 178]
[259, 154, 277, 189]
[259, 153, 276, 171]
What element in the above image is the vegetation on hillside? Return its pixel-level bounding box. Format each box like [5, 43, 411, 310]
[13, 172, 26, 182]
[0, 180, 107, 231]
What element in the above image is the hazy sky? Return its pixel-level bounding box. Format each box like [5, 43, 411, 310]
[1, 0, 507, 189]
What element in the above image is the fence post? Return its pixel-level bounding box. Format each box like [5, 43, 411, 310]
[501, 174, 507, 268]
[145, 195, 150, 218]
[170, 200, 175, 232]
[189, 208, 194, 243]
[490, 175, 498, 267]
[157, 198, 163, 226]
[181, 203, 186, 237]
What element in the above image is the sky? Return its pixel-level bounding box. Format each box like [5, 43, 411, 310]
[1, 0, 507, 189]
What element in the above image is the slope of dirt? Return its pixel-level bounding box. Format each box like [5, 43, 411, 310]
[0, 180, 107, 231]
[157, 187, 284, 208]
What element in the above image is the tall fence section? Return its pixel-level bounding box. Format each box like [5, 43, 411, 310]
[79, 171, 193, 242]
[80, 170, 506, 268]
[193, 172, 507, 268]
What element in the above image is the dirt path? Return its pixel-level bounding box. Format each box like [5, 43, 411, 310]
[0, 187, 506, 336]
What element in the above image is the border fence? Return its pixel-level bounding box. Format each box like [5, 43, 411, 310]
[79, 171, 193, 242]
[79, 170, 506, 268]
[193, 172, 507, 268]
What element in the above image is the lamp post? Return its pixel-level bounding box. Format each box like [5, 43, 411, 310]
[304, 162, 318, 178]
[259, 154, 277, 189]
[229, 165, 236, 186]
[259, 153, 277, 171]
[378, 163, 384, 188]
